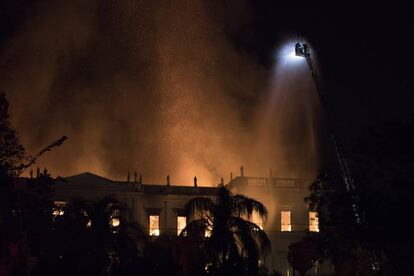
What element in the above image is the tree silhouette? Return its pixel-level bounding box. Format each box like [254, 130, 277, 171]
[0, 92, 25, 176]
[288, 237, 317, 276]
[183, 186, 270, 275]
[0, 92, 69, 275]
[0, 92, 27, 275]
[32, 196, 148, 276]
[308, 117, 414, 275]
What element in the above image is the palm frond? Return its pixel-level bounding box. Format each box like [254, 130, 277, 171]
[231, 194, 268, 221]
[183, 186, 271, 273]
[231, 218, 262, 274]
[181, 218, 209, 238]
[185, 196, 215, 218]
[231, 217, 271, 258]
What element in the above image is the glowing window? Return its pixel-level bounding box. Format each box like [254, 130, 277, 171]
[149, 215, 160, 236]
[177, 216, 187, 236]
[52, 201, 66, 217]
[281, 211, 291, 232]
[309, 211, 319, 232]
[110, 209, 121, 228]
[110, 218, 120, 227]
[241, 211, 263, 230]
[252, 211, 263, 230]
[205, 225, 212, 237]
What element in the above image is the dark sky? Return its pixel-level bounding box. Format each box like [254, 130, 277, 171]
[0, 1, 412, 183]
[241, 2, 413, 125]
[2, 1, 412, 116]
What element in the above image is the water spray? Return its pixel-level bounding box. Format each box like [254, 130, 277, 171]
[294, 42, 362, 225]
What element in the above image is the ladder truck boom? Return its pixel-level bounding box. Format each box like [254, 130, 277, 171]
[295, 42, 361, 225]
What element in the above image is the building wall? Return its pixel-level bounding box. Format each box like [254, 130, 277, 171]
[54, 172, 334, 275]
[54, 172, 216, 237]
[228, 176, 335, 275]
[140, 194, 201, 235]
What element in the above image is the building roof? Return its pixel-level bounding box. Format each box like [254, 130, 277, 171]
[56, 172, 218, 196]
[142, 184, 217, 196]
[56, 172, 131, 192]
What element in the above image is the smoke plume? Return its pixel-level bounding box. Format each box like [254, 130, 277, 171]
[1, 1, 322, 185]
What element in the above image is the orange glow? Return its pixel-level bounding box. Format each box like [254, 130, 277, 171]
[149, 215, 160, 236]
[177, 216, 187, 236]
[252, 211, 264, 230]
[309, 211, 319, 232]
[204, 227, 212, 237]
[281, 211, 291, 232]
[52, 201, 66, 217]
[110, 218, 120, 227]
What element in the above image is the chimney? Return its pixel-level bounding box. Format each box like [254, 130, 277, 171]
[230, 172, 233, 181]
[139, 174, 142, 184]
[134, 172, 137, 182]
[127, 172, 130, 182]
[36, 167, 40, 178]
[194, 176, 198, 189]
[220, 177, 224, 186]
[240, 166, 244, 177]
[29, 169, 33, 179]
[167, 175, 170, 186]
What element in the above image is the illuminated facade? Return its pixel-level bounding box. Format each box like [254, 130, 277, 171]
[228, 175, 332, 276]
[54, 172, 217, 237]
[54, 172, 331, 275]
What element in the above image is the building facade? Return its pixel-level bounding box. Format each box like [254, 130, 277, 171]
[228, 175, 334, 275]
[54, 171, 334, 275]
[55, 172, 217, 236]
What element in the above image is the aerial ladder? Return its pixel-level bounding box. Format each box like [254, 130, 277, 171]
[295, 42, 362, 225]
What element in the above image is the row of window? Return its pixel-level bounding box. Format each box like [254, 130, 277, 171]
[249, 211, 319, 232]
[148, 211, 319, 236]
[149, 215, 187, 236]
[280, 211, 319, 232]
[53, 202, 318, 235]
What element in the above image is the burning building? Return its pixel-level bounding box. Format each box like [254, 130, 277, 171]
[53, 169, 334, 275]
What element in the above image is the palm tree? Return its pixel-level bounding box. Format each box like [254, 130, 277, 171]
[183, 185, 271, 275]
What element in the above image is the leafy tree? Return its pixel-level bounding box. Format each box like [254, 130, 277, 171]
[308, 117, 414, 275]
[32, 196, 148, 276]
[307, 168, 360, 265]
[0, 92, 67, 275]
[171, 236, 206, 276]
[0, 92, 25, 177]
[0, 91, 25, 232]
[183, 185, 271, 275]
[0, 92, 27, 275]
[141, 234, 181, 276]
[287, 237, 317, 276]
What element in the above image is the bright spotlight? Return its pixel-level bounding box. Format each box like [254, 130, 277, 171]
[288, 50, 304, 61]
[278, 42, 305, 64]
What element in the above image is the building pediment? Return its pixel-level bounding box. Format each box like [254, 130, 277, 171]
[56, 172, 133, 192]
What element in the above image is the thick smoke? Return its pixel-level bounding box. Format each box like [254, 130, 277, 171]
[0, 1, 322, 185]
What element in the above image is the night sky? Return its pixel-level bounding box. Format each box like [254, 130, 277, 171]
[241, 2, 412, 123]
[1, 1, 412, 184]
